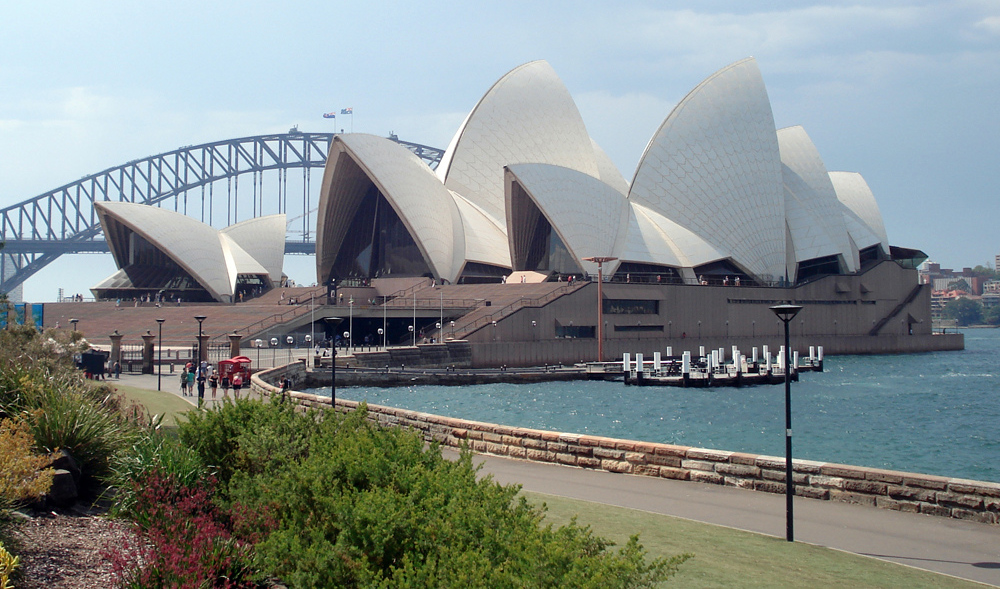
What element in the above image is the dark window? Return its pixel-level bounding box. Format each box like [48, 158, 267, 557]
[555, 324, 595, 338]
[796, 254, 843, 283]
[603, 299, 659, 314]
[614, 324, 664, 332]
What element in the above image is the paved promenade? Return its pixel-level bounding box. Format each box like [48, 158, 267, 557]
[458, 451, 1000, 586]
[116, 372, 1000, 586]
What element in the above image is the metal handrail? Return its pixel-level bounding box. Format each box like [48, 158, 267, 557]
[452, 281, 587, 339]
[210, 285, 327, 342]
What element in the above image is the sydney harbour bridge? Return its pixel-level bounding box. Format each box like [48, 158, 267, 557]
[0, 131, 443, 295]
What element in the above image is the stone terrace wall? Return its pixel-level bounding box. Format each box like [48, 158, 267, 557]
[250, 369, 1000, 525]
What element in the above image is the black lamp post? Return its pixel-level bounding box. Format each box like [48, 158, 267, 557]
[70, 318, 79, 331]
[770, 303, 804, 542]
[322, 317, 342, 410]
[155, 318, 165, 391]
[194, 315, 207, 407]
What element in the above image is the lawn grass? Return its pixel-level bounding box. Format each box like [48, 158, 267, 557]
[108, 383, 193, 427]
[525, 491, 980, 588]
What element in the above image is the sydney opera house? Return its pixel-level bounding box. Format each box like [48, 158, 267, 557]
[316, 58, 903, 288]
[93, 57, 951, 362]
[93, 201, 286, 303]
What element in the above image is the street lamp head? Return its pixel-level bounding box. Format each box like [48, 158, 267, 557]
[194, 314, 207, 324]
[155, 318, 165, 325]
[377, 328, 384, 335]
[286, 336, 294, 345]
[270, 337, 278, 346]
[305, 335, 312, 343]
[255, 338, 263, 348]
[770, 304, 804, 323]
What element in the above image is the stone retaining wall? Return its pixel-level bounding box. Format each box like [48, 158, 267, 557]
[250, 368, 1000, 525]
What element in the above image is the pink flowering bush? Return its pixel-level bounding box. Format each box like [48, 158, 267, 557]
[105, 470, 274, 588]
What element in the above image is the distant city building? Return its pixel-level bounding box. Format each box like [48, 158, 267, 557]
[919, 262, 983, 295]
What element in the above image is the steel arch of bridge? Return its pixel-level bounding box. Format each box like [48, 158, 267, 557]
[0, 132, 444, 294]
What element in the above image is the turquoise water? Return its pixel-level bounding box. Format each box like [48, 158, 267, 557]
[311, 329, 1000, 483]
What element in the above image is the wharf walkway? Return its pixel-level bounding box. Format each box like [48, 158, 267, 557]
[113, 371, 1000, 586]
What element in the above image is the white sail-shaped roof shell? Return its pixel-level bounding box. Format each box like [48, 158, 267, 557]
[94, 201, 274, 301]
[591, 139, 629, 197]
[829, 171, 890, 253]
[316, 134, 467, 283]
[628, 57, 786, 280]
[437, 60, 602, 227]
[617, 202, 728, 274]
[505, 163, 629, 276]
[220, 214, 286, 285]
[777, 126, 857, 280]
[451, 192, 511, 270]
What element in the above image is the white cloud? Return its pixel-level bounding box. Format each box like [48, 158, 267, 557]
[974, 15, 1000, 34]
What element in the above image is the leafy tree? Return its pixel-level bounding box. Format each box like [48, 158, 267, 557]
[983, 305, 1000, 326]
[970, 265, 1000, 280]
[943, 297, 983, 326]
[946, 278, 972, 293]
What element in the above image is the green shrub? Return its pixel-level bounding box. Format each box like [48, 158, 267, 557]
[175, 400, 688, 587]
[28, 387, 133, 483]
[178, 396, 318, 490]
[0, 327, 139, 489]
[108, 427, 206, 521]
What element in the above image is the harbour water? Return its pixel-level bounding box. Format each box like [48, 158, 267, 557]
[312, 329, 1000, 483]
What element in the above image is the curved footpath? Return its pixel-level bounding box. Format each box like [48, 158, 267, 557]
[116, 372, 1000, 586]
[455, 449, 1000, 586]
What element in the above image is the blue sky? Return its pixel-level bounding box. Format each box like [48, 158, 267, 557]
[2, 1, 998, 301]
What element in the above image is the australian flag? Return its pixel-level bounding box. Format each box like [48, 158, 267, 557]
[341, 107, 353, 115]
[323, 112, 336, 119]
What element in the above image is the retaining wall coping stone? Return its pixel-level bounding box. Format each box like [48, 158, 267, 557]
[948, 480, 1000, 497]
[864, 468, 905, 484]
[686, 448, 732, 461]
[728, 452, 759, 466]
[904, 475, 950, 491]
[654, 445, 690, 457]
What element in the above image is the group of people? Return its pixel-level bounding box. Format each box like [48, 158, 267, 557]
[180, 360, 244, 403]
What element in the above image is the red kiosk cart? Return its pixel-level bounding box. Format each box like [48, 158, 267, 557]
[218, 356, 252, 383]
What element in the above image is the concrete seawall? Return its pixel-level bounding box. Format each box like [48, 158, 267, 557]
[251, 363, 999, 525]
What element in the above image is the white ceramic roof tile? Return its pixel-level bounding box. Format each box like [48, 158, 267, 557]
[451, 191, 511, 268]
[619, 202, 727, 269]
[504, 163, 628, 275]
[628, 57, 786, 280]
[95, 201, 236, 300]
[437, 60, 600, 227]
[590, 139, 629, 196]
[220, 214, 286, 283]
[778, 126, 856, 275]
[220, 234, 268, 277]
[317, 134, 466, 282]
[829, 171, 890, 252]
